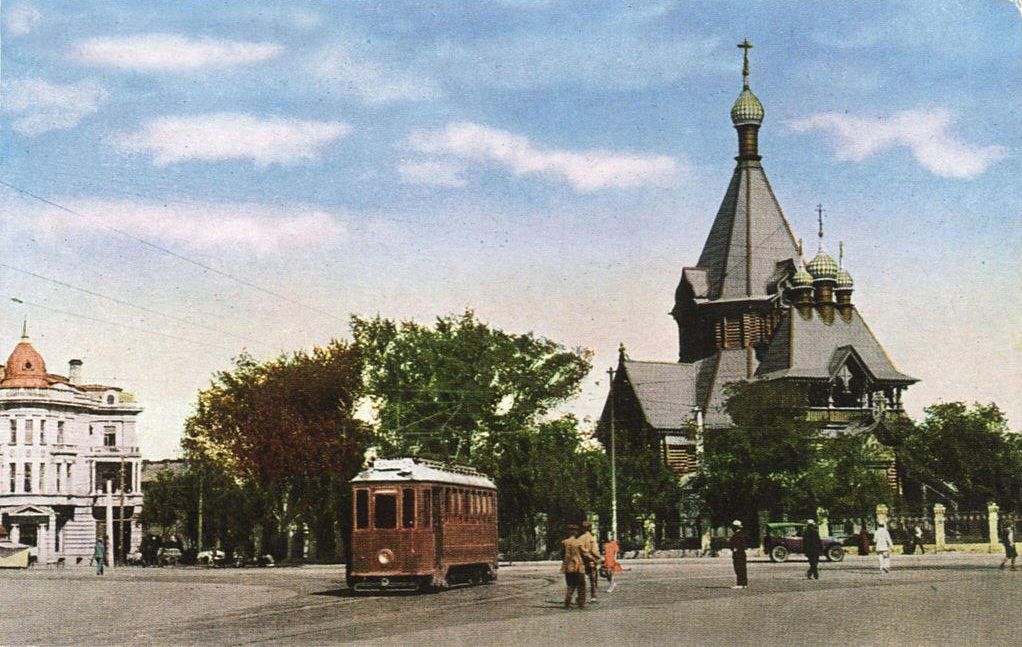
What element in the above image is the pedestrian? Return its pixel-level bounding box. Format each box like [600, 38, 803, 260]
[561, 524, 586, 609]
[874, 521, 893, 573]
[602, 536, 623, 593]
[999, 523, 1016, 571]
[912, 525, 926, 554]
[729, 520, 748, 589]
[578, 520, 601, 602]
[803, 519, 822, 580]
[93, 537, 106, 576]
[858, 526, 870, 556]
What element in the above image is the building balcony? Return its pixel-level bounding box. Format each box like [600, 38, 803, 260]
[806, 405, 905, 425]
[89, 446, 141, 457]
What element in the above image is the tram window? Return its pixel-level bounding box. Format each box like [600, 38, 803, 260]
[402, 488, 415, 528]
[421, 489, 431, 527]
[462, 490, 470, 516]
[374, 493, 397, 529]
[355, 490, 369, 529]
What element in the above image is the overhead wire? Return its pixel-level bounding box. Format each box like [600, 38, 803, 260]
[0, 178, 348, 324]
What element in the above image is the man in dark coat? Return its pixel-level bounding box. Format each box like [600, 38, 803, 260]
[803, 519, 823, 580]
[729, 520, 748, 589]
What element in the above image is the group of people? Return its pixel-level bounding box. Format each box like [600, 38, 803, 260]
[560, 521, 622, 609]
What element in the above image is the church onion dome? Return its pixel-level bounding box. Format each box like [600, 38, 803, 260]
[730, 88, 764, 126]
[1, 335, 49, 389]
[806, 251, 840, 281]
[790, 267, 813, 289]
[835, 269, 854, 290]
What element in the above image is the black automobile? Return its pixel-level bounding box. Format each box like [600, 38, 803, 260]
[763, 522, 845, 562]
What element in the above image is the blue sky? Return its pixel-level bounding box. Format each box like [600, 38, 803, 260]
[1, 1, 1019, 458]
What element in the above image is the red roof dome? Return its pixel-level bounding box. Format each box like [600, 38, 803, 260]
[2, 330, 49, 388]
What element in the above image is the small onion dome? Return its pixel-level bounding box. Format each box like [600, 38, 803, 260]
[790, 267, 813, 289]
[835, 269, 854, 290]
[731, 88, 764, 126]
[806, 251, 840, 281]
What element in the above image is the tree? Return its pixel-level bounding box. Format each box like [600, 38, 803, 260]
[183, 341, 370, 561]
[352, 310, 594, 543]
[893, 402, 1021, 512]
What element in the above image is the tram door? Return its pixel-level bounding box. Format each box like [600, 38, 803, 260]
[432, 486, 444, 572]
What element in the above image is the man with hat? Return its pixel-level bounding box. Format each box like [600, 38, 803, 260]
[802, 519, 823, 580]
[729, 520, 748, 589]
[578, 520, 602, 602]
[561, 523, 586, 609]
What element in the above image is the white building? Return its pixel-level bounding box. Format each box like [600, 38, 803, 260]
[0, 325, 143, 565]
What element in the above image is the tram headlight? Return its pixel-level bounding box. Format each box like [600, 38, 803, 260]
[377, 549, 394, 566]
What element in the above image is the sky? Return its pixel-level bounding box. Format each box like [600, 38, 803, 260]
[0, 1, 1019, 459]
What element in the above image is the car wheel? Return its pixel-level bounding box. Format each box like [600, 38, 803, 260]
[826, 545, 845, 562]
[770, 545, 789, 562]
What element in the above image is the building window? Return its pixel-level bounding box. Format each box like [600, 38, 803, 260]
[8, 463, 14, 493]
[104, 426, 117, 447]
[56, 464, 62, 493]
[107, 394, 116, 404]
[25, 420, 33, 445]
[9, 420, 16, 445]
[40, 420, 47, 445]
[57, 421, 65, 444]
[66, 463, 72, 491]
[24, 463, 32, 493]
[39, 463, 45, 493]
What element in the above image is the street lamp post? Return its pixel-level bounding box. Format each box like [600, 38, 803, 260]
[607, 365, 618, 541]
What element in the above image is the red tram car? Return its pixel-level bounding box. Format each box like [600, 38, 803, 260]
[347, 458, 498, 592]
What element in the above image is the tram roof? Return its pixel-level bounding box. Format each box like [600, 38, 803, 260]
[351, 458, 496, 489]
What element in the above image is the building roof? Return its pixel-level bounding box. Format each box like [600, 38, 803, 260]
[756, 308, 917, 383]
[351, 458, 496, 489]
[618, 359, 706, 430]
[1, 335, 49, 388]
[695, 162, 801, 300]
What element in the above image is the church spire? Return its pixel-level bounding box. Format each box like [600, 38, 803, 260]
[730, 39, 764, 161]
[21, 318, 29, 340]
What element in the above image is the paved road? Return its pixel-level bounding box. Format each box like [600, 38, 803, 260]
[0, 553, 1017, 646]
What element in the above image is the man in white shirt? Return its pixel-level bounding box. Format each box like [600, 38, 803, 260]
[874, 522, 893, 573]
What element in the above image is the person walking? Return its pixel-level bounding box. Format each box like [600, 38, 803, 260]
[999, 523, 1016, 571]
[578, 520, 601, 602]
[561, 524, 586, 609]
[912, 525, 926, 555]
[858, 526, 871, 556]
[602, 536, 623, 593]
[93, 537, 107, 576]
[729, 520, 748, 589]
[803, 519, 822, 580]
[874, 521, 893, 573]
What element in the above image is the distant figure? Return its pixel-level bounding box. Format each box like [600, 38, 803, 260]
[912, 525, 926, 554]
[729, 520, 748, 589]
[93, 537, 106, 576]
[803, 519, 822, 580]
[578, 520, 601, 602]
[874, 522, 893, 573]
[561, 524, 586, 609]
[858, 526, 871, 556]
[602, 537, 623, 593]
[999, 524, 1016, 571]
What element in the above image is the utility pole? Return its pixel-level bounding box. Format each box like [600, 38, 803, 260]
[607, 366, 618, 541]
[119, 458, 126, 565]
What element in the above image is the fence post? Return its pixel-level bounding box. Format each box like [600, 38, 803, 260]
[875, 503, 889, 527]
[987, 502, 1000, 552]
[816, 507, 830, 538]
[933, 504, 946, 550]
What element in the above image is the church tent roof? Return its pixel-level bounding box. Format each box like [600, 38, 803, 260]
[756, 308, 916, 383]
[618, 359, 707, 431]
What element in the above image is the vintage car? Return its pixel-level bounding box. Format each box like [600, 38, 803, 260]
[763, 522, 845, 562]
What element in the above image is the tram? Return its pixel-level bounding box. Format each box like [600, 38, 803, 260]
[347, 457, 498, 592]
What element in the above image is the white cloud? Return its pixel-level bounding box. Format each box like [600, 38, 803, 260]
[2, 78, 108, 135]
[33, 199, 346, 253]
[73, 34, 282, 72]
[398, 160, 467, 187]
[312, 44, 440, 103]
[5, 4, 41, 36]
[110, 113, 351, 166]
[408, 122, 680, 191]
[789, 109, 1007, 179]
